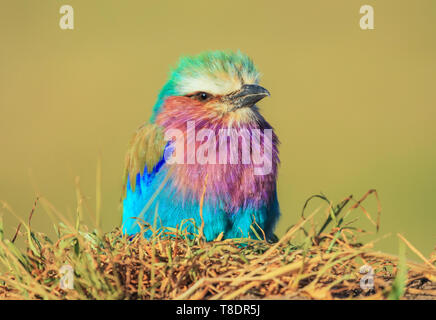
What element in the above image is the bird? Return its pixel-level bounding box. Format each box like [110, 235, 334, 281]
[121, 50, 280, 241]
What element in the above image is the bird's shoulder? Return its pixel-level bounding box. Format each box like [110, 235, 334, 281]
[121, 122, 168, 198]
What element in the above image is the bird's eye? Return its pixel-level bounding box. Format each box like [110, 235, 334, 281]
[199, 92, 209, 100]
[188, 92, 212, 102]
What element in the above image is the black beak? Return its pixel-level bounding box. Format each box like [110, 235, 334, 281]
[227, 84, 270, 110]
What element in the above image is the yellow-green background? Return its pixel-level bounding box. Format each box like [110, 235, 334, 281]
[1, 1, 435, 256]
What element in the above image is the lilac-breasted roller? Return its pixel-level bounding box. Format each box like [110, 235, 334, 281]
[121, 51, 280, 241]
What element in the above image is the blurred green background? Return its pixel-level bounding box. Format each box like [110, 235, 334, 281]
[1, 1, 435, 256]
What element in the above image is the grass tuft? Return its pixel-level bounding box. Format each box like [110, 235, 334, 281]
[0, 190, 435, 300]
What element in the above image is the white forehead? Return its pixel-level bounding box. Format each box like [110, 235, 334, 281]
[177, 72, 259, 96]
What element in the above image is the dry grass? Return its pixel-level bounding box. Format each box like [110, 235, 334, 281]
[0, 190, 435, 300]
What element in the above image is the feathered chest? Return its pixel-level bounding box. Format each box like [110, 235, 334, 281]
[155, 98, 280, 210]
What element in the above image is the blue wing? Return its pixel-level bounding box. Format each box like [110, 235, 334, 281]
[121, 123, 170, 234]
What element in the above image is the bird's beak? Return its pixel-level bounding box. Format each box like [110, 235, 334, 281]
[227, 84, 270, 110]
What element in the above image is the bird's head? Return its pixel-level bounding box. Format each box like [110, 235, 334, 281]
[151, 51, 270, 126]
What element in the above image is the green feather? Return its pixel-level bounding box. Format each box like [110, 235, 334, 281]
[121, 123, 166, 199]
[151, 50, 259, 120]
